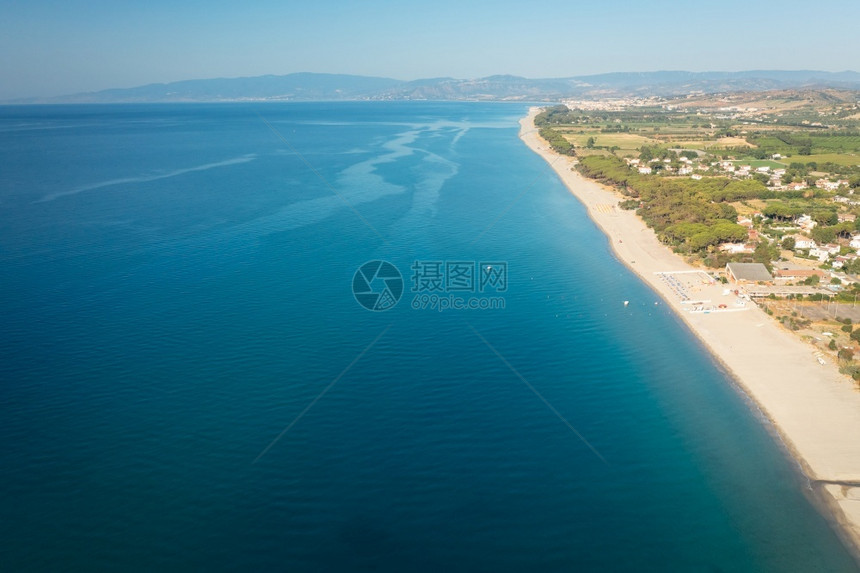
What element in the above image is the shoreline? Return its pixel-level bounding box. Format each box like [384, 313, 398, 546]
[519, 107, 860, 560]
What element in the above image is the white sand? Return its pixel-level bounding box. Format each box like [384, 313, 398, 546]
[520, 108, 860, 555]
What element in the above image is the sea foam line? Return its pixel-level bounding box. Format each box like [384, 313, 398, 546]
[35, 154, 258, 203]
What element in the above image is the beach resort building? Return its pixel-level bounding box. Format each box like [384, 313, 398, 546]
[772, 268, 827, 283]
[725, 262, 773, 285]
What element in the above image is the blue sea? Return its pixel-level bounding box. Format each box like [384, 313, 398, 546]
[0, 102, 857, 571]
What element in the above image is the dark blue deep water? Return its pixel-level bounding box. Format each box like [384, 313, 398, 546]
[1, 102, 858, 571]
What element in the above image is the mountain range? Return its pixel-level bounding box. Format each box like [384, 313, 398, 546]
[9, 70, 860, 104]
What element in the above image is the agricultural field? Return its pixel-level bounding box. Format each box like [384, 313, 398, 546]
[569, 147, 615, 158]
[540, 93, 860, 175]
[750, 133, 860, 157]
[563, 132, 658, 155]
[807, 135, 860, 152]
[670, 137, 753, 150]
[729, 200, 767, 216]
[731, 160, 787, 169]
[792, 153, 860, 167]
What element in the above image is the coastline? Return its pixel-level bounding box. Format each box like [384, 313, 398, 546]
[519, 107, 860, 558]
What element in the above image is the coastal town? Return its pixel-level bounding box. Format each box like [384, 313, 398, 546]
[534, 91, 860, 379]
[624, 153, 860, 288]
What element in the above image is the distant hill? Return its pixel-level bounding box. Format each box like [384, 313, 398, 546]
[11, 73, 402, 104]
[9, 70, 860, 104]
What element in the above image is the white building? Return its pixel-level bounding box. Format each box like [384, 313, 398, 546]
[797, 215, 817, 231]
[810, 243, 840, 262]
[792, 235, 817, 250]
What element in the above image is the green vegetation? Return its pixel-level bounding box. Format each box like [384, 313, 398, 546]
[731, 160, 785, 169]
[811, 221, 855, 244]
[538, 127, 575, 156]
[749, 132, 860, 157]
[536, 91, 860, 272]
[534, 106, 577, 156]
[577, 155, 747, 254]
[534, 105, 577, 126]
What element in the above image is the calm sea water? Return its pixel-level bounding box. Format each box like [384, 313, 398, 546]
[1, 102, 857, 571]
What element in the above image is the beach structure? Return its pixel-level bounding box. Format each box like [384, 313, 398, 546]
[725, 262, 773, 285]
[719, 242, 754, 254]
[772, 268, 827, 283]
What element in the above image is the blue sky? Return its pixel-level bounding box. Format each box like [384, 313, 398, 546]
[1, 0, 858, 99]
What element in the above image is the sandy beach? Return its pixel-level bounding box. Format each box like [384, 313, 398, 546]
[520, 108, 860, 557]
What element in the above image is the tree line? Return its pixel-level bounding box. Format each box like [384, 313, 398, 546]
[577, 155, 748, 253]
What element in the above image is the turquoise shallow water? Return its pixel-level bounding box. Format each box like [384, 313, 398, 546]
[0, 102, 858, 571]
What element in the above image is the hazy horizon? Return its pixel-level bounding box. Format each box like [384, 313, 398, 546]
[2, 0, 858, 100]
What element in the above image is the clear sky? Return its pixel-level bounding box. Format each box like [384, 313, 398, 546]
[2, 0, 858, 100]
